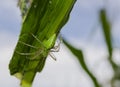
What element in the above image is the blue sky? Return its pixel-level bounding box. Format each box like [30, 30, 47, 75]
[0, 0, 120, 87]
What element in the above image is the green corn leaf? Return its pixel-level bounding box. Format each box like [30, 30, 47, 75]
[63, 39, 100, 87]
[100, 9, 112, 57]
[9, 0, 76, 87]
[100, 9, 117, 69]
[100, 9, 120, 86]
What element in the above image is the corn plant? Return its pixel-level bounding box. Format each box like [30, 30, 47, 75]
[9, 0, 76, 87]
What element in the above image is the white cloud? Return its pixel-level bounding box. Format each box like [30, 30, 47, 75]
[0, 0, 20, 18]
[0, 30, 19, 87]
[0, 0, 19, 12]
[77, 0, 103, 10]
[0, 0, 21, 33]
[0, 2, 20, 86]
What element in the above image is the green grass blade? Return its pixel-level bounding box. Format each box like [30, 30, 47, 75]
[9, 0, 76, 87]
[63, 39, 100, 87]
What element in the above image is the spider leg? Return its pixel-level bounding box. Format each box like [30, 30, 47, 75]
[50, 35, 62, 52]
[15, 51, 35, 56]
[28, 49, 44, 60]
[30, 33, 45, 48]
[49, 34, 62, 60]
[50, 45, 60, 52]
[49, 52, 57, 61]
[18, 41, 38, 49]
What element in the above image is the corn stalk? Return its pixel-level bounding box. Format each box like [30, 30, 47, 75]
[9, 0, 76, 87]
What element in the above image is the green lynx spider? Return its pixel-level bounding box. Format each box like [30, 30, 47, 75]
[15, 33, 62, 61]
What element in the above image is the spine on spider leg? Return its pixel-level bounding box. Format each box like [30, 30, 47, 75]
[9, 0, 76, 87]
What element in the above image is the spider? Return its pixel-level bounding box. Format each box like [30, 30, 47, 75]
[15, 33, 62, 61]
